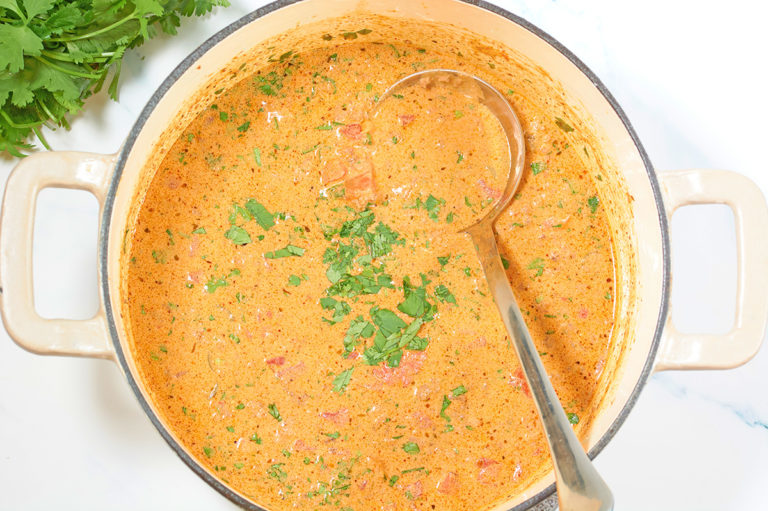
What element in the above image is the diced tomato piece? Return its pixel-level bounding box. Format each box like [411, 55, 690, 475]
[340, 123, 362, 139]
[405, 480, 423, 499]
[266, 356, 285, 367]
[509, 367, 531, 398]
[320, 409, 349, 425]
[477, 178, 502, 200]
[437, 471, 459, 494]
[371, 351, 426, 387]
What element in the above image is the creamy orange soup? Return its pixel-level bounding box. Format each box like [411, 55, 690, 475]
[125, 26, 615, 511]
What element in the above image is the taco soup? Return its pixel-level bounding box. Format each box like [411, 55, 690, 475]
[124, 17, 616, 511]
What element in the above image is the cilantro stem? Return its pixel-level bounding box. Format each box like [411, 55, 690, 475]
[33, 56, 104, 80]
[48, 13, 136, 43]
[41, 50, 109, 64]
[32, 127, 51, 151]
[0, 110, 42, 129]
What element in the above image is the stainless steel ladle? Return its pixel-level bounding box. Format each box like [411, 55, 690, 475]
[377, 69, 614, 511]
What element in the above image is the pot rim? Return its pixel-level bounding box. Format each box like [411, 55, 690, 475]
[100, 1, 671, 509]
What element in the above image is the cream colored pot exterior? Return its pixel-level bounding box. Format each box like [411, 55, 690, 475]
[2, 1, 767, 510]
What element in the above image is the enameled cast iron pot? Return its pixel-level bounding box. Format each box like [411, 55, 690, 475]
[2, 1, 768, 509]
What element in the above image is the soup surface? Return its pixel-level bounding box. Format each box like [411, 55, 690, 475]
[125, 27, 615, 511]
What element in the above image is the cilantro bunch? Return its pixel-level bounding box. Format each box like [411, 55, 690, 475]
[0, 0, 229, 157]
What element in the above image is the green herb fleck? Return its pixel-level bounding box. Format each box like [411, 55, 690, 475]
[527, 257, 545, 277]
[402, 442, 420, 454]
[452, 385, 467, 397]
[587, 195, 599, 214]
[555, 117, 574, 132]
[268, 403, 283, 422]
[332, 367, 354, 394]
[265, 244, 305, 258]
[244, 199, 275, 230]
[225, 226, 251, 245]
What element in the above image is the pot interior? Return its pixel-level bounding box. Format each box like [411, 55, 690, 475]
[105, 1, 666, 509]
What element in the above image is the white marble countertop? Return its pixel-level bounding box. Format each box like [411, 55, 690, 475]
[1, 0, 766, 509]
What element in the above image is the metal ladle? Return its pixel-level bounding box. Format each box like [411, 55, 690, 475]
[376, 69, 614, 511]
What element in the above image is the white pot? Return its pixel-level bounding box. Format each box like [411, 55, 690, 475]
[2, 1, 767, 509]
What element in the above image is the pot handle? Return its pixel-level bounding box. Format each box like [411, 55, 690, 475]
[655, 169, 768, 371]
[0, 151, 115, 360]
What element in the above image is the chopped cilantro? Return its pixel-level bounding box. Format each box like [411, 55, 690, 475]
[587, 195, 600, 214]
[527, 258, 545, 277]
[531, 162, 545, 175]
[343, 316, 375, 355]
[225, 226, 251, 245]
[567, 412, 580, 425]
[265, 244, 305, 258]
[268, 403, 282, 422]
[452, 385, 467, 397]
[435, 284, 457, 305]
[267, 463, 287, 482]
[244, 199, 275, 230]
[332, 367, 354, 394]
[402, 442, 420, 454]
[555, 117, 574, 132]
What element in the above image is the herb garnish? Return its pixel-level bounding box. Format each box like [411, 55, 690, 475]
[555, 117, 574, 132]
[527, 258, 545, 277]
[265, 244, 305, 259]
[406, 194, 446, 222]
[225, 225, 251, 245]
[268, 403, 282, 422]
[402, 442, 420, 454]
[587, 196, 599, 214]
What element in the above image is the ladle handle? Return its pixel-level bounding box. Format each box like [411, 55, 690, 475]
[469, 222, 614, 511]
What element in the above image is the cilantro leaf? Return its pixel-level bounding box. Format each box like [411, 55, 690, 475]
[244, 199, 275, 230]
[371, 308, 407, 337]
[225, 225, 251, 245]
[402, 442, 420, 454]
[434, 284, 457, 305]
[587, 195, 599, 214]
[343, 316, 374, 355]
[0, 25, 44, 73]
[452, 385, 467, 397]
[268, 403, 282, 422]
[527, 257, 545, 277]
[320, 297, 351, 324]
[332, 367, 354, 394]
[265, 244, 305, 258]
